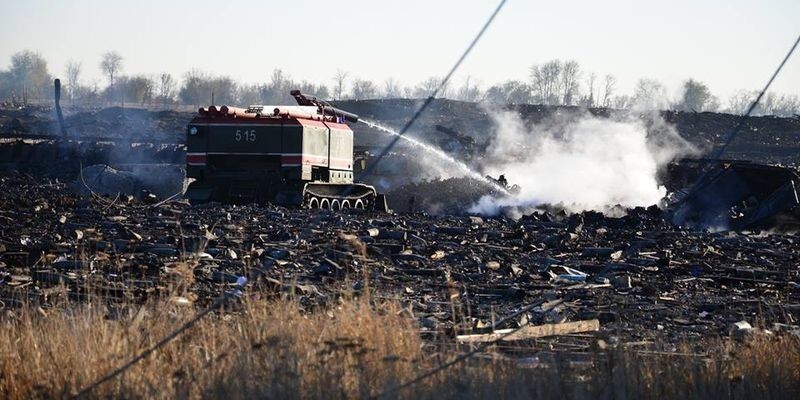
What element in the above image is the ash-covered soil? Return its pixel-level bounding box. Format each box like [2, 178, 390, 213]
[0, 172, 798, 347]
[0, 106, 186, 143]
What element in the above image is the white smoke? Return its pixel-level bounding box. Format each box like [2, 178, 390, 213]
[470, 109, 695, 217]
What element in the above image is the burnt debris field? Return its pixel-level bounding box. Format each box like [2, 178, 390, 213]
[0, 102, 799, 398]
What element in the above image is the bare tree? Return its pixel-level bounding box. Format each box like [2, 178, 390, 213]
[382, 77, 402, 98]
[296, 80, 329, 99]
[677, 79, 713, 112]
[705, 96, 721, 113]
[484, 80, 532, 105]
[602, 74, 616, 108]
[580, 72, 596, 107]
[266, 69, 295, 103]
[7, 50, 52, 100]
[736, 92, 800, 116]
[560, 60, 581, 105]
[74, 79, 102, 104]
[100, 51, 123, 87]
[100, 51, 123, 103]
[727, 90, 756, 115]
[737, 92, 797, 116]
[238, 83, 262, 106]
[632, 78, 668, 110]
[772, 94, 800, 116]
[270, 69, 287, 91]
[157, 73, 175, 105]
[351, 79, 377, 99]
[65, 61, 81, 105]
[178, 72, 237, 106]
[254, 69, 294, 104]
[179, 69, 207, 106]
[413, 77, 446, 98]
[308, 82, 330, 99]
[455, 76, 483, 102]
[761, 93, 777, 115]
[529, 60, 562, 105]
[209, 76, 237, 105]
[119, 75, 154, 105]
[612, 94, 631, 110]
[333, 69, 349, 100]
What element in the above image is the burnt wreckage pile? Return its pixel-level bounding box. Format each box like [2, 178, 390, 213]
[0, 172, 798, 347]
[667, 159, 800, 231]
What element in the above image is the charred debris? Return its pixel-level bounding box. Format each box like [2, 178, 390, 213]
[666, 159, 800, 232]
[0, 102, 799, 347]
[0, 170, 798, 346]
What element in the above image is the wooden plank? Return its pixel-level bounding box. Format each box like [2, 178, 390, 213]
[456, 319, 600, 343]
[563, 283, 612, 291]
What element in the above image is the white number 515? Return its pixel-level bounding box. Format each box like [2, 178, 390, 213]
[235, 129, 256, 142]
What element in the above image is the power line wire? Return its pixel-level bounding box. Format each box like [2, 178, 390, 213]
[357, 0, 508, 183]
[71, 281, 246, 398]
[370, 299, 544, 399]
[710, 33, 799, 160]
[685, 32, 800, 195]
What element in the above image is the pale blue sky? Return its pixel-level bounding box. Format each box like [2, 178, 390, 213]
[1, 0, 798, 99]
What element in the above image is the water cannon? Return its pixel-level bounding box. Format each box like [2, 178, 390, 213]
[325, 106, 359, 124]
[291, 89, 359, 123]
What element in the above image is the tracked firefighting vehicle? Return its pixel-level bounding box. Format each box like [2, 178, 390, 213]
[185, 90, 388, 210]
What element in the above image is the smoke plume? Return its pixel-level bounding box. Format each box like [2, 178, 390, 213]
[470, 109, 695, 217]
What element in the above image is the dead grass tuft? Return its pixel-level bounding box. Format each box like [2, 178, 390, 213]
[0, 297, 797, 399]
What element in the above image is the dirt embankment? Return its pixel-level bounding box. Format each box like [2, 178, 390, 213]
[336, 99, 800, 165]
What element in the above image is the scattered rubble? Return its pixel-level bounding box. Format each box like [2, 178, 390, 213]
[1, 104, 799, 351]
[76, 164, 185, 198]
[0, 172, 797, 349]
[668, 160, 800, 231]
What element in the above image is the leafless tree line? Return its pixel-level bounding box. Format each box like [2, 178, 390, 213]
[1, 50, 798, 116]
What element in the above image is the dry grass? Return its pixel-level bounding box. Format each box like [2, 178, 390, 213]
[0, 295, 798, 399]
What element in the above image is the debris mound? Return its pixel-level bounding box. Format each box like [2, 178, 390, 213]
[386, 177, 501, 214]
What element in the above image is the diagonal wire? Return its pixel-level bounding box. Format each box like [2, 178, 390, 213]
[370, 299, 545, 399]
[684, 32, 800, 196]
[357, 0, 508, 183]
[708, 33, 799, 161]
[71, 295, 230, 398]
